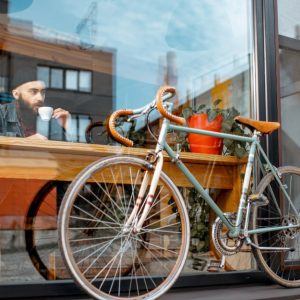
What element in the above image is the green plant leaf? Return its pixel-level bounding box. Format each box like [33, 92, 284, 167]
[234, 145, 247, 158]
[196, 104, 206, 113]
[213, 99, 222, 107]
[182, 107, 193, 120]
[207, 110, 217, 122]
[197, 224, 205, 231]
[222, 120, 233, 132]
[196, 241, 206, 252]
[223, 138, 233, 148]
[191, 237, 200, 245]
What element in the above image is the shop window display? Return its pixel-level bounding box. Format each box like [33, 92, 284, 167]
[0, 0, 253, 283]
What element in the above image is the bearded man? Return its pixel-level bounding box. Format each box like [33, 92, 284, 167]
[0, 71, 70, 139]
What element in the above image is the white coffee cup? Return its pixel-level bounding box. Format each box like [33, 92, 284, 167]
[38, 106, 53, 121]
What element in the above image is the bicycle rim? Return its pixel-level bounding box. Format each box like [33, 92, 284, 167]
[58, 156, 190, 300]
[24, 181, 61, 280]
[252, 166, 300, 287]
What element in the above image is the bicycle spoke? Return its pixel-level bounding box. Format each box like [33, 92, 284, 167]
[253, 167, 300, 286]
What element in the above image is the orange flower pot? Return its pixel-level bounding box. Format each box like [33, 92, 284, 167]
[188, 114, 223, 154]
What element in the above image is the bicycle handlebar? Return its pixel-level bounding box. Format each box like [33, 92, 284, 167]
[108, 86, 186, 147]
[108, 109, 135, 147]
[155, 86, 186, 126]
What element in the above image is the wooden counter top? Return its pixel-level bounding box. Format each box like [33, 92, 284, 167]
[0, 137, 246, 192]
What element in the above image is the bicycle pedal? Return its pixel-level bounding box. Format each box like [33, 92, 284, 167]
[248, 194, 269, 206]
[207, 260, 222, 272]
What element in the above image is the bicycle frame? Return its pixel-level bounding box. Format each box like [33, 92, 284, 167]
[127, 101, 300, 239]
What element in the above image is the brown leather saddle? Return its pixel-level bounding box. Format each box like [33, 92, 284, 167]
[235, 116, 280, 134]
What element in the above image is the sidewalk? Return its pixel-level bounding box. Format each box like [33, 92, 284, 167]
[10, 283, 300, 300]
[162, 284, 300, 300]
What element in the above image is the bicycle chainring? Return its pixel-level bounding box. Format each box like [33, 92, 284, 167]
[212, 213, 243, 256]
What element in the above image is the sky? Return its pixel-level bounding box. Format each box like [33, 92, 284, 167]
[7, 0, 252, 109]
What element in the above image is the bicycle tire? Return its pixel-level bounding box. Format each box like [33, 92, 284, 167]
[85, 121, 104, 144]
[58, 156, 190, 300]
[252, 166, 300, 287]
[24, 181, 61, 280]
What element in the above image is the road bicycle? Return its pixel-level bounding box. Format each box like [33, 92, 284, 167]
[57, 86, 300, 300]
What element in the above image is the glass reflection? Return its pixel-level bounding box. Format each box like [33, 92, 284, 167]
[278, 0, 300, 39]
[0, 0, 253, 283]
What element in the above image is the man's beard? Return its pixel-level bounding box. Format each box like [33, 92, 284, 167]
[18, 96, 43, 113]
[17, 97, 39, 134]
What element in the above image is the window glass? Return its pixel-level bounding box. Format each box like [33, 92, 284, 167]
[278, 0, 300, 38]
[278, 1, 300, 166]
[279, 49, 300, 166]
[50, 68, 63, 89]
[79, 71, 92, 92]
[78, 115, 91, 142]
[0, 0, 253, 284]
[65, 70, 78, 90]
[37, 66, 50, 87]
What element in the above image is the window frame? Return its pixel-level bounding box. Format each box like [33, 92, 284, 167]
[37, 65, 92, 93]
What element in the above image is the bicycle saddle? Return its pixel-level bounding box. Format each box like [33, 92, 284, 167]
[235, 116, 280, 134]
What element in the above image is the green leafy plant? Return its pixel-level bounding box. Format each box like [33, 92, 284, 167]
[169, 188, 209, 256]
[187, 189, 210, 254]
[181, 99, 249, 158]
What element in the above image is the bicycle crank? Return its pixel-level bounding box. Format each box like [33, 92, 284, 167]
[212, 213, 244, 256]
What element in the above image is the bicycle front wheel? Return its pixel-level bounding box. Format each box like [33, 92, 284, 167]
[252, 166, 300, 287]
[58, 156, 190, 300]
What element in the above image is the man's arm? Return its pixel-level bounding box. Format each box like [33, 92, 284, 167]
[48, 108, 75, 142]
[52, 108, 70, 130]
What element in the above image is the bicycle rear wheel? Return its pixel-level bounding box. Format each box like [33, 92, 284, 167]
[58, 156, 190, 300]
[85, 121, 105, 144]
[252, 166, 300, 287]
[25, 181, 61, 280]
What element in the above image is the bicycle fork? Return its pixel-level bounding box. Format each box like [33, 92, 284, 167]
[123, 151, 164, 233]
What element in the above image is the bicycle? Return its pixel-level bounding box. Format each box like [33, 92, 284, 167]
[58, 86, 300, 300]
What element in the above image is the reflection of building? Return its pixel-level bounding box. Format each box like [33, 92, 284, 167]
[0, 18, 115, 247]
[191, 55, 251, 116]
[0, 18, 114, 143]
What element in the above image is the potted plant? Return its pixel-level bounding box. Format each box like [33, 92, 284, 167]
[182, 99, 248, 158]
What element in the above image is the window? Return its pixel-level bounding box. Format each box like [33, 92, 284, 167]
[37, 66, 92, 92]
[1, 0, 253, 286]
[65, 70, 78, 90]
[79, 71, 92, 92]
[278, 0, 300, 166]
[37, 66, 50, 88]
[50, 68, 63, 89]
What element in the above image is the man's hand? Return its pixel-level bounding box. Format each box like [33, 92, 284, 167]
[53, 108, 70, 129]
[27, 133, 48, 140]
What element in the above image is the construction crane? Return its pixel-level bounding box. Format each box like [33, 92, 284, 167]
[76, 1, 98, 49]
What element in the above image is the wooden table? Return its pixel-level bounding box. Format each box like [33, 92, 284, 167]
[0, 137, 246, 213]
